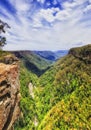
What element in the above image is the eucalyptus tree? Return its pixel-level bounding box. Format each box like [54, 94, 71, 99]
[0, 19, 10, 49]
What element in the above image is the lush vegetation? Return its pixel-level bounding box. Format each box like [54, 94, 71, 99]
[13, 44, 91, 130]
[0, 50, 9, 57]
[14, 61, 39, 130]
[0, 50, 12, 63]
[38, 79, 91, 130]
[11, 51, 52, 76]
[0, 19, 90, 130]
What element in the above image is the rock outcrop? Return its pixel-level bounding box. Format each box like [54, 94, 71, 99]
[0, 55, 20, 130]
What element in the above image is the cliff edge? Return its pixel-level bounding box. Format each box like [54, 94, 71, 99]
[0, 54, 20, 130]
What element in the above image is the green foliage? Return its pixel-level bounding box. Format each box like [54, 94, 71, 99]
[0, 19, 10, 49]
[0, 50, 9, 57]
[14, 62, 38, 130]
[36, 45, 91, 129]
[38, 83, 91, 130]
[12, 51, 51, 76]
[14, 44, 91, 130]
[69, 44, 91, 63]
[0, 50, 11, 63]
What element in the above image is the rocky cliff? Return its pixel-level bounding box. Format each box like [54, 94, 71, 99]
[0, 54, 20, 130]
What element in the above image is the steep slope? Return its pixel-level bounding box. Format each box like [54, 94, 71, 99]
[13, 44, 91, 130]
[35, 44, 91, 129]
[38, 83, 91, 130]
[10, 51, 51, 76]
[0, 52, 20, 130]
[14, 62, 39, 130]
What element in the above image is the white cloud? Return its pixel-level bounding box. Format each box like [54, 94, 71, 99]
[34, 7, 71, 23]
[52, 0, 57, 5]
[1, 0, 91, 50]
[73, 0, 88, 5]
[9, 0, 31, 12]
[84, 4, 91, 12]
[38, 9, 55, 22]
[37, 0, 45, 4]
[63, 1, 77, 9]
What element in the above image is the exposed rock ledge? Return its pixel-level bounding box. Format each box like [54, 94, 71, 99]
[0, 61, 20, 130]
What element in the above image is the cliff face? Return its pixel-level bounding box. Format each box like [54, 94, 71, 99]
[0, 55, 20, 130]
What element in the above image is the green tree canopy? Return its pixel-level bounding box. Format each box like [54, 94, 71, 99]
[0, 19, 10, 49]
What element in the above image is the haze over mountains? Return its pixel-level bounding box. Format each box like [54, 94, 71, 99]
[0, 0, 91, 130]
[9, 50, 68, 76]
[14, 44, 91, 130]
[7, 44, 90, 130]
[10, 50, 68, 62]
[34, 50, 68, 61]
[0, 44, 91, 130]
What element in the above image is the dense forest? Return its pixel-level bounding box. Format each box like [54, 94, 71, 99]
[0, 1, 91, 129]
[0, 44, 90, 130]
[13, 44, 91, 130]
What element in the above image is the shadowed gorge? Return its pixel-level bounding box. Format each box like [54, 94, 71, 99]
[0, 45, 91, 130]
[10, 51, 52, 76]
[5, 44, 90, 130]
[1, 0, 91, 129]
[37, 44, 91, 130]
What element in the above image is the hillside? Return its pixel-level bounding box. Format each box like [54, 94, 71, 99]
[10, 51, 52, 76]
[36, 44, 91, 129]
[3, 44, 90, 130]
[34, 50, 68, 61]
[33, 51, 56, 61]
[14, 61, 39, 130]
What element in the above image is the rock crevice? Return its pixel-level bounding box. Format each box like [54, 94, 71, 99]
[0, 58, 20, 130]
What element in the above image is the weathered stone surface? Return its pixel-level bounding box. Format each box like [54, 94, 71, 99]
[0, 61, 20, 130]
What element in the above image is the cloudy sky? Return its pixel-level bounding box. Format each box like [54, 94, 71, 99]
[0, 0, 91, 50]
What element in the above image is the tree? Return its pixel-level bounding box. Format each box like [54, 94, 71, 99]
[0, 19, 10, 49]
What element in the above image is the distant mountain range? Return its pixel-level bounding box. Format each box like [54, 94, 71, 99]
[10, 50, 51, 76]
[33, 50, 68, 61]
[9, 50, 68, 76]
[1, 44, 91, 130]
[13, 44, 91, 130]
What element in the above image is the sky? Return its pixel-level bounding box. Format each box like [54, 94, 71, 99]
[0, 0, 91, 50]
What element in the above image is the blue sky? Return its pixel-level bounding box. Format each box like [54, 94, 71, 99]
[0, 0, 91, 50]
